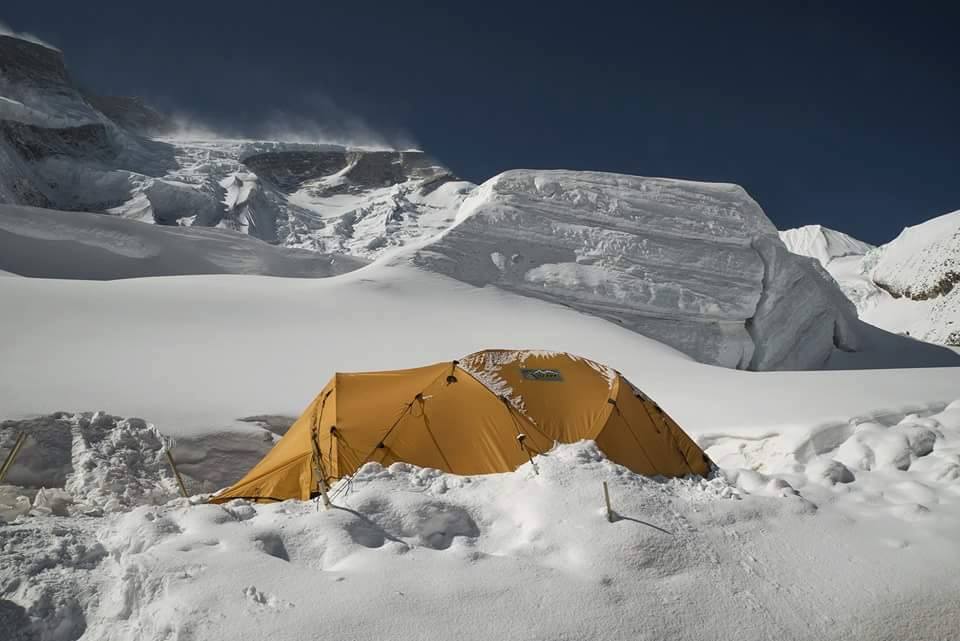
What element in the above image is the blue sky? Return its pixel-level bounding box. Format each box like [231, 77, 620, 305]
[4, 1, 958, 243]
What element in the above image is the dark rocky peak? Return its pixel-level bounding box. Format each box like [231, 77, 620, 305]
[241, 148, 453, 192]
[242, 149, 348, 190]
[83, 94, 175, 137]
[0, 35, 71, 91]
[0, 120, 112, 161]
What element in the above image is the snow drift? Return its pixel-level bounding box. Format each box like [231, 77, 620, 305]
[0, 204, 366, 279]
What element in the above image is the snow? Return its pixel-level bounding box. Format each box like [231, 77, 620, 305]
[782, 215, 960, 346]
[867, 210, 960, 298]
[1, 235, 959, 640]
[0, 204, 367, 279]
[1, 32, 942, 368]
[407, 170, 864, 369]
[5, 428, 960, 640]
[0, 260, 957, 443]
[779, 224, 874, 266]
[2, 34, 960, 639]
[7, 170, 952, 371]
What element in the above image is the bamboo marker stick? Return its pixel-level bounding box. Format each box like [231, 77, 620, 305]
[0, 432, 28, 484]
[603, 481, 614, 523]
[164, 449, 189, 498]
[311, 429, 332, 510]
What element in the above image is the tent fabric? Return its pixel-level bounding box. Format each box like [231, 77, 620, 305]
[210, 350, 710, 504]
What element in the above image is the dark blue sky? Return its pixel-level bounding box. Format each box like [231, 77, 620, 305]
[5, 1, 958, 244]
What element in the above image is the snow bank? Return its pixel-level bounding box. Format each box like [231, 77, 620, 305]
[5, 431, 960, 641]
[406, 170, 861, 369]
[0, 204, 367, 279]
[0, 412, 182, 518]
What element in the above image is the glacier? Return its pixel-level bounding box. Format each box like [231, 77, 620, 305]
[405, 170, 860, 369]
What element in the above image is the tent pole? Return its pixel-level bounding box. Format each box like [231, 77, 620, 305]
[0, 432, 28, 483]
[311, 429, 332, 510]
[603, 481, 614, 523]
[164, 449, 189, 498]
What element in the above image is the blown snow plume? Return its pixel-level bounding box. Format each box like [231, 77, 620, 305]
[404, 170, 860, 370]
[0, 22, 57, 52]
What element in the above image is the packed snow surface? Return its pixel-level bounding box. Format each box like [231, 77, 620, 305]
[0, 204, 366, 279]
[1, 263, 957, 445]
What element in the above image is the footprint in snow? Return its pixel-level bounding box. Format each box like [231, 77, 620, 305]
[243, 586, 294, 610]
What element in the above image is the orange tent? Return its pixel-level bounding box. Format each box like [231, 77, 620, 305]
[211, 350, 710, 503]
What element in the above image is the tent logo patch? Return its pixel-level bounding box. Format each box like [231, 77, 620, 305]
[521, 368, 563, 381]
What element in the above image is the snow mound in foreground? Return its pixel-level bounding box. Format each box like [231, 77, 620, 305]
[779, 224, 874, 267]
[0, 204, 367, 279]
[4, 413, 960, 641]
[407, 170, 859, 369]
[0, 411, 182, 519]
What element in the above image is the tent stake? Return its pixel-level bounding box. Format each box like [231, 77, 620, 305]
[0, 432, 28, 483]
[603, 481, 614, 523]
[164, 449, 189, 498]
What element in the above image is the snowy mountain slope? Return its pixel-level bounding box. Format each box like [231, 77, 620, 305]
[782, 214, 960, 346]
[779, 224, 874, 266]
[0, 34, 101, 127]
[0, 34, 951, 371]
[862, 210, 960, 345]
[866, 210, 960, 299]
[0, 203, 366, 278]
[0, 36, 473, 259]
[403, 170, 860, 369]
[0, 124, 471, 258]
[82, 93, 174, 137]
